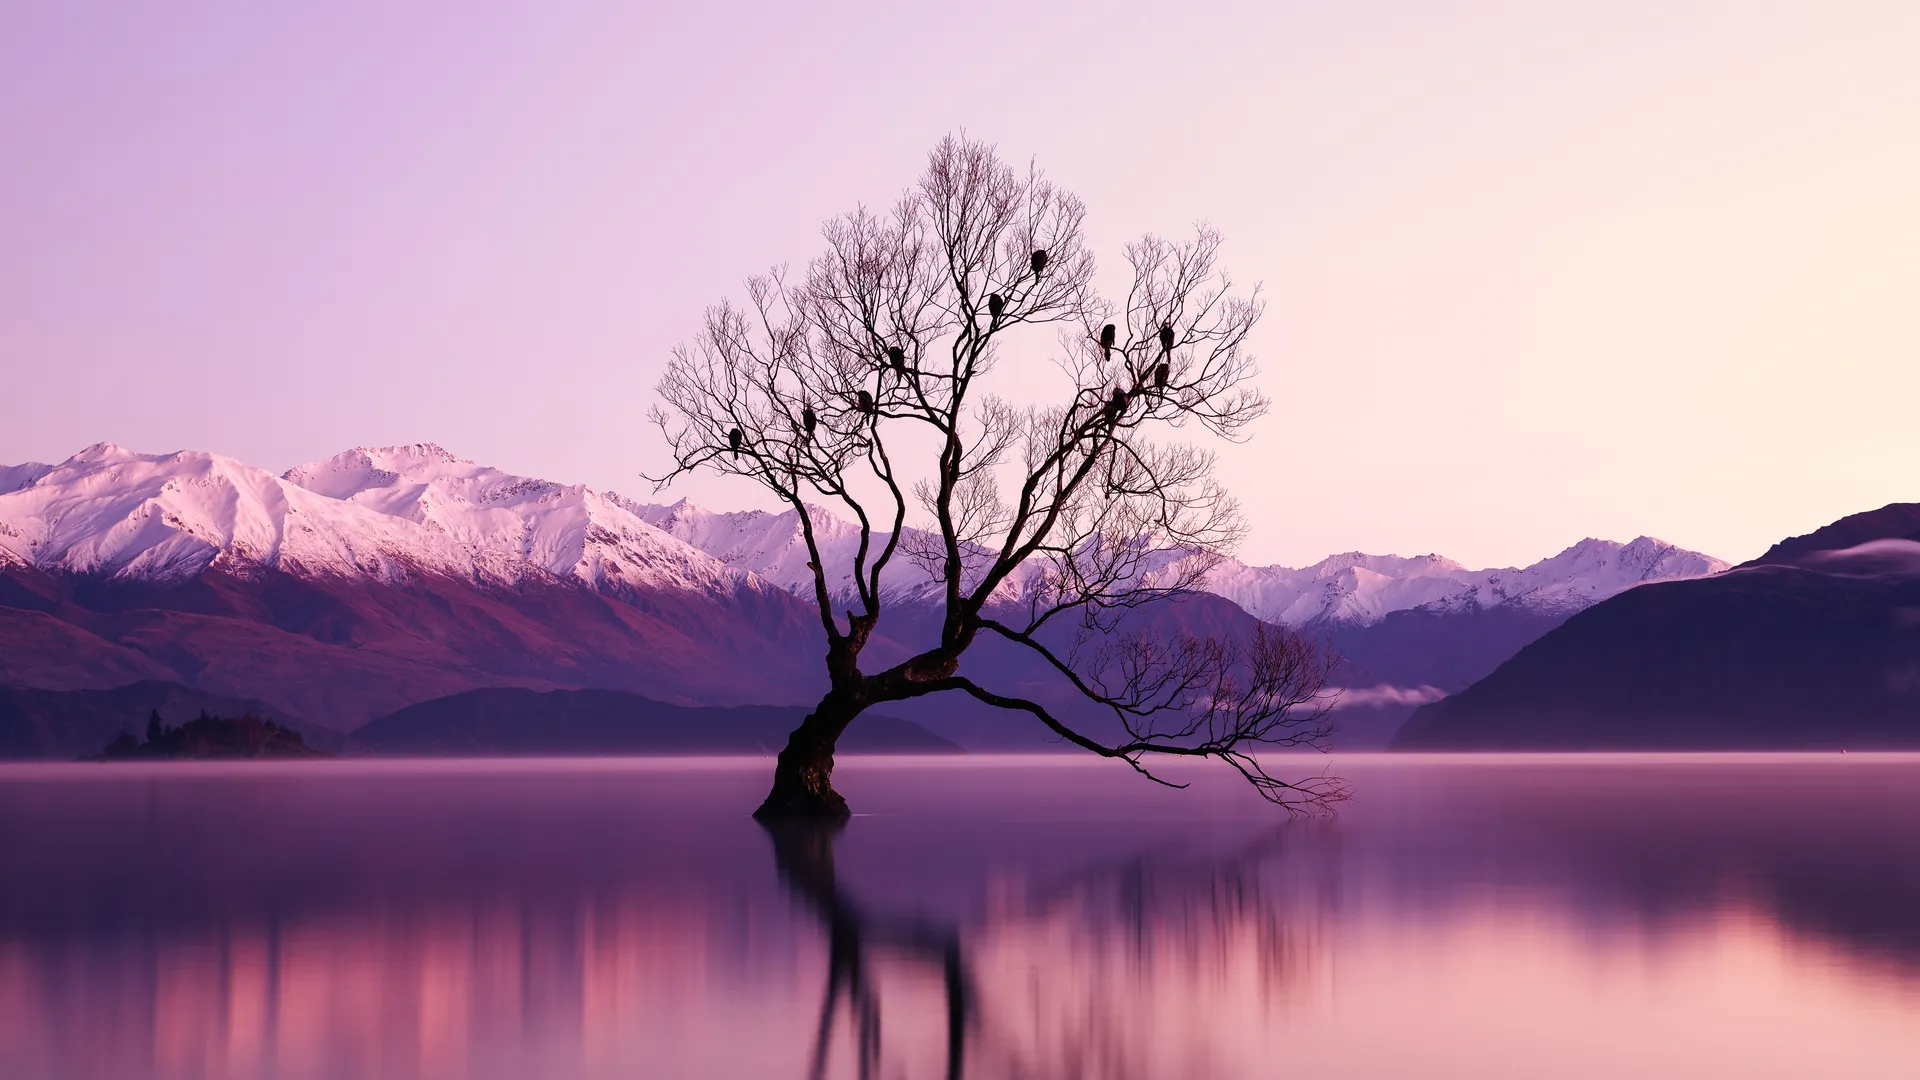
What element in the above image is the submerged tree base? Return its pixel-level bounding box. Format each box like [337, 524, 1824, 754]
[753, 782, 852, 820]
[755, 703, 857, 819]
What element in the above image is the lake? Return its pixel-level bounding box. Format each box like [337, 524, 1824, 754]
[2, 754, 1917, 1079]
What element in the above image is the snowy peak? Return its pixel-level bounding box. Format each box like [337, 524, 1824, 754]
[0, 443, 761, 598]
[0, 445, 333, 580]
[1464, 535, 1729, 614]
[1208, 535, 1728, 626]
[275, 444, 760, 594]
[1307, 551, 1469, 578]
[0, 461, 53, 496]
[284, 443, 530, 502]
[631, 499, 950, 604]
[1203, 550, 1476, 626]
[67, 441, 140, 464]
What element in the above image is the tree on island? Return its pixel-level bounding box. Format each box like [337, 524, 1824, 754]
[94, 709, 321, 760]
[652, 135, 1339, 818]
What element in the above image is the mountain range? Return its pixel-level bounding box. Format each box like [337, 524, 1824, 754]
[1396, 502, 1920, 749]
[635, 498, 1726, 629]
[0, 441, 1729, 754]
[0, 443, 827, 730]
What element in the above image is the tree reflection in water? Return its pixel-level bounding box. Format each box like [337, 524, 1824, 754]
[767, 821, 971, 1079]
[767, 820, 1324, 1079]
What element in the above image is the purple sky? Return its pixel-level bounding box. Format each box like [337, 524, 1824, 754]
[4, 2, 1918, 567]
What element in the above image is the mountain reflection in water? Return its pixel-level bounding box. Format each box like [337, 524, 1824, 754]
[1, 755, 1918, 1079]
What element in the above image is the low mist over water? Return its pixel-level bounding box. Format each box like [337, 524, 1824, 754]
[3, 755, 1918, 1079]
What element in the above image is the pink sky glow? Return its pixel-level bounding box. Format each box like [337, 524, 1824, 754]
[3, 2, 1917, 567]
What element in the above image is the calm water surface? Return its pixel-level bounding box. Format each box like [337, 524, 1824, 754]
[2, 754, 1918, 1079]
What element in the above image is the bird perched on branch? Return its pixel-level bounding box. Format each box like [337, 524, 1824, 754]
[1154, 361, 1169, 390]
[1105, 386, 1127, 424]
[857, 390, 875, 413]
[1100, 323, 1116, 359]
[802, 407, 817, 435]
[728, 428, 743, 456]
[1159, 323, 1175, 354]
[1030, 249, 1048, 276]
[887, 346, 906, 373]
[987, 293, 1005, 320]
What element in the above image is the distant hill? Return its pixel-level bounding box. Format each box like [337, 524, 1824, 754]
[1750, 502, 1920, 566]
[1331, 605, 1570, 694]
[0, 681, 345, 759]
[354, 687, 964, 756]
[1395, 502, 1920, 750]
[1319, 605, 1574, 746]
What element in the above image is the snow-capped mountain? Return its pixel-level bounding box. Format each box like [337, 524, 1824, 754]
[281, 444, 753, 597]
[0, 443, 830, 729]
[1206, 537, 1729, 627]
[0, 462, 53, 497]
[1203, 552, 1479, 626]
[631, 499, 950, 605]
[626, 499, 1728, 628]
[0, 442, 753, 600]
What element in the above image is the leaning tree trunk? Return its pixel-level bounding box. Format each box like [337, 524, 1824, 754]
[755, 692, 863, 819]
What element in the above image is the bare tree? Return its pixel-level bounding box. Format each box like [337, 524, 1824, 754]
[652, 135, 1342, 817]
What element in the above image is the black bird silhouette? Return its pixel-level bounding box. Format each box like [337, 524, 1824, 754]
[1106, 386, 1127, 421]
[1154, 361, 1169, 390]
[728, 428, 743, 456]
[887, 346, 906, 372]
[1030, 249, 1048, 276]
[857, 390, 874, 413]
[1100, 323, 1116, 358]
[802, 407, 817, 435]
[1158, 323, 1175, 354]
[987, 293, 1005, 320]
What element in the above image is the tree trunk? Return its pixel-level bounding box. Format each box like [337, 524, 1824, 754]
[754, 694, 861, 819]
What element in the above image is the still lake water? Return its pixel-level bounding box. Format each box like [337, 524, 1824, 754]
[2, 754, 1918, 1079]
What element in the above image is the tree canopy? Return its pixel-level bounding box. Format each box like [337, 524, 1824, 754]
[652, 135, 1341, 816]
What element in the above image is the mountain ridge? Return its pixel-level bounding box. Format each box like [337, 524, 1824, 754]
[2, 441, 1727, 630]
[355, 687, 962, 756]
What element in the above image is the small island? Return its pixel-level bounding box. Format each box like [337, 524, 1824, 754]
[92, 709, 328, 761]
